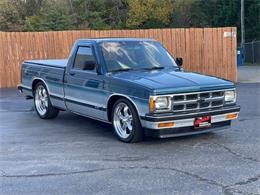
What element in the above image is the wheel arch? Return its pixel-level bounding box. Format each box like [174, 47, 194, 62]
[107, 94, 140, 122]
[32, 78, 50, 94]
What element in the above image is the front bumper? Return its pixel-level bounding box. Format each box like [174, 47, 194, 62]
[141, 106, 240, 138]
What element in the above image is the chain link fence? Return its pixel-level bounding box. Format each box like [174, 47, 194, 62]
[243, 40, 260, 64]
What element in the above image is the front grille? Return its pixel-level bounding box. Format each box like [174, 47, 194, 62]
[172, 90, 225, 112]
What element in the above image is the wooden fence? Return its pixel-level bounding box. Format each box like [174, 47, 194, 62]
[0, 27, 237, 88]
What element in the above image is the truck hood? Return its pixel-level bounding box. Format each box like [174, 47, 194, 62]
[111, 69, 234, 94]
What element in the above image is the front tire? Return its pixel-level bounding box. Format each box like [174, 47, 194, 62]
[112, 99, 144, 143]
[34, 82, 59, 119]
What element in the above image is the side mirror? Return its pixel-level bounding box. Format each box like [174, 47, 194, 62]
[176, 57, 183, 67]
[83, 61, 96, 70]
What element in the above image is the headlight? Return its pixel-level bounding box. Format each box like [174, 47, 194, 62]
[155, 97, 170, 109]
[225, 90, 236, 103]
[149, 96, 171, 112]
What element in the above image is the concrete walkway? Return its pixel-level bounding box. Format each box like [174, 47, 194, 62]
[237, 65, 260, 83]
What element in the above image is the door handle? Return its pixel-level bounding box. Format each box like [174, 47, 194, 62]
[69, 72, 75, 76]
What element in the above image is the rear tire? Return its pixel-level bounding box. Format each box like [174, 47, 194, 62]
[112, 98, 144, 143]
[33, 82, 59, 119]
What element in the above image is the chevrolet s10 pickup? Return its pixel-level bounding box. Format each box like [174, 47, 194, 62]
[18, 38, 240, 142]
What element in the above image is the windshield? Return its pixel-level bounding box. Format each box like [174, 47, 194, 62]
[99, 41, 178, 72]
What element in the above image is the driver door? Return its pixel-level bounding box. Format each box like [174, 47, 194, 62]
[64, 45, 107, 120]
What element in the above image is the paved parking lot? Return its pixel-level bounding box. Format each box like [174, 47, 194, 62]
[238, 66, 260, 83]
[0, 83, 260, 195]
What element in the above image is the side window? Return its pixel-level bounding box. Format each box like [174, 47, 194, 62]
[74, 46, 96, 71]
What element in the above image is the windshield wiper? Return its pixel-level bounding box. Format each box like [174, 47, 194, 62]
[144, 66, 165, 70]
[110, 68, 133, 73]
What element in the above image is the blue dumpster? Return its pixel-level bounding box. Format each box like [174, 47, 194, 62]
[237, 47, 244, 66]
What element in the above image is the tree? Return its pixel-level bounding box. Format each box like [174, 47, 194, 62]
[126, 0, 174, 28]
[170, 0, 259, 41]
[71, 0, 128, 29]
[169, 0, 206, 28]
[0, 0, 259, 42]
[0, 0, 44, 31]
[25, 8, 72, 31]
[244, 0, 260, 41]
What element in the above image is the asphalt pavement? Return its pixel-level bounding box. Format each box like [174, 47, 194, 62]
[237, 65, 260, 83]
[0, 82, 260, 195]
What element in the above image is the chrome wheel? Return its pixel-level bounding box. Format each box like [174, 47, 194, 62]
[35, 85, 48, 116]
[113, 102, 133, 139]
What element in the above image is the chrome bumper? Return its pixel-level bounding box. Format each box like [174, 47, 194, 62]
[141, 111, 239, 130]
[140, 106, 240, 138]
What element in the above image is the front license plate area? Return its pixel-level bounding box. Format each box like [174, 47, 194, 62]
[194, 116, 211, 129]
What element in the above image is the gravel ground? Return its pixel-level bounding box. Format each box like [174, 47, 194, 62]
[0, 83, 259, 195]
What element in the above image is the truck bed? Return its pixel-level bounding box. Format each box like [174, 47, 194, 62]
[21, 59, 67, 104]
[24, 59, 67, 69]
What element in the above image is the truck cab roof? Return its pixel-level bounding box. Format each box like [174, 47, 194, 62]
[75, 38, 156, 44]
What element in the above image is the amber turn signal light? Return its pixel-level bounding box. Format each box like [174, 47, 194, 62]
[225, 113, 237, 120]
[158, 122, 174, 128]
[149, 97, 155, 112]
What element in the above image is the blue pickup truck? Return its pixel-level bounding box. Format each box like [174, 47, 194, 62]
[18, 38, 240, 142]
